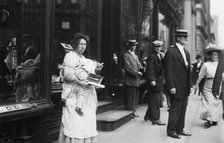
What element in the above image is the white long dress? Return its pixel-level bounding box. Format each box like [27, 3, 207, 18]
[196, 61, 221, 122]
[59, 51, 98, 143]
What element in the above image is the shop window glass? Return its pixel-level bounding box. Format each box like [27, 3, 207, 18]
[158, 12, 170, 52]
[0, 0, 46, 106]
[121, 0, 139, 41]
[52, 0, 100, 85]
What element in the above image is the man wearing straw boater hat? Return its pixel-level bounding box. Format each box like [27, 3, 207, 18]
[164, 29, 192, 139]
[123, 39, 143, 118]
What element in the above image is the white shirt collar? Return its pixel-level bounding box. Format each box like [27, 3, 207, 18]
[128, 50, 135, 55]
[176, 43, 184, 51]
[176, 43, 188, 66]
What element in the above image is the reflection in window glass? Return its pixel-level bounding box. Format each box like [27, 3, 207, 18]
[0, 0, 45, 105]
[52, 0, 99, 83]
[158, 12, 170, 52]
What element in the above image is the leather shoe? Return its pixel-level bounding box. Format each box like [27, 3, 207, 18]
[144, 117, 150, 121]
[132, 113, 140, 118]
[204, 121, 212, 128]
[212, 121, 218, 126]
[167, 132, 181, 139]
[152, 120, 166, 126]
[179, 131, 191, 136]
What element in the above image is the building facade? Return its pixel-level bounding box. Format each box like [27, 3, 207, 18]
[1, 0, 210, 142]
[0, 0, 55, 142]
[195, 0, 211, 57]
[210, 15, 218, 44]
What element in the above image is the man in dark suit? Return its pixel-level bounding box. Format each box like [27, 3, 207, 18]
[123, 39, 142, 118]
[192, 55, 203, 85]
[144, 40, 166, 126]
[192, 55, 203, 95]
[212, 49, 224, 120]
[164, 29, 192, 139]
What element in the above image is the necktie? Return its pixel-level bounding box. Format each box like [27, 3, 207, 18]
[158, 54, 161, 60]
[179, 48, 188, 66]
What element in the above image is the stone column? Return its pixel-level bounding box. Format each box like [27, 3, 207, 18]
[181, 0, 194, 60]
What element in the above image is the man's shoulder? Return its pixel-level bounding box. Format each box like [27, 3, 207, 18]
[166, 45, 176, 53]
[123, 51, 130, 57]
[148, 53, 157, 60]
[124, 51, 128, 54]
[149, 52, 157, 56]
[168, 45, 177, 50]
[170, 45, 175, 48]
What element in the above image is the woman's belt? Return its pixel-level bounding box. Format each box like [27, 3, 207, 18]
[205, 77, 213, 80]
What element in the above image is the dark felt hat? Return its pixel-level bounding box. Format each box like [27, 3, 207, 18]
[174, 29, 188, 37]
[126, 40, 139, 46]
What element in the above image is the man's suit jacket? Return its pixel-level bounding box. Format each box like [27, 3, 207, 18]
[192, 61, 202, 80]
[164, 44, 191, 99]
[192, 62, 202, 75]
[147, 52, 164, 92]
[212, 50, 224, 100]
[123, 51, 142, 87]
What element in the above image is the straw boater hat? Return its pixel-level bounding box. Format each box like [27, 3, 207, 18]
[126, 39, 139, 46]
[173, 29, 189, 37]
[152, 40, 163, 47]
[204, 43, 221, 54]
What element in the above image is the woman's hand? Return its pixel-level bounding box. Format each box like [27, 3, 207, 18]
[170, 88, 176, 95]
[138, 71, 142, 76]
[78, 80, 89, 86]
[193, 85, 199, 95]
[150, 81, 156, 86]
[95, 62, 104, 72]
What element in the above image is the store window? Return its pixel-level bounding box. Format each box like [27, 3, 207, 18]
[121, 0, 139, 41]
[0, 0, 47, 106]
[158, 12, 170, 52]
[121, 0, 153, 60]
[52, 0, 100, 82]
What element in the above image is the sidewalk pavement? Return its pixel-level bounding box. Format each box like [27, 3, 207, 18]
[97, 93, 224, 143]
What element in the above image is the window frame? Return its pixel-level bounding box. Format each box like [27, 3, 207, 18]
[0, 0, 55, 123]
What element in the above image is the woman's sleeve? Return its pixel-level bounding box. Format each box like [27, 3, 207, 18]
[63, 53, 80, 83]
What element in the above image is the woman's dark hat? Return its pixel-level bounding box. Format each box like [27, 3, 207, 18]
[204, 43, 221, 54]
[173, 29, 188, 37]
[126, 40, 139, 46]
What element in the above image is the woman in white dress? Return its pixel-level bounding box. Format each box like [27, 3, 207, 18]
[59, 33, 102, 143]
[195, 45, 222, 128]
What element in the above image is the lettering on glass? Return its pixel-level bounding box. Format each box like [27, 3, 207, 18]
[0, 103, 33, 114]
